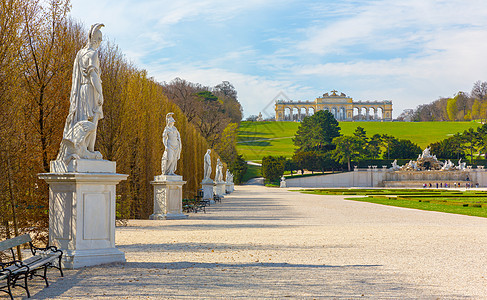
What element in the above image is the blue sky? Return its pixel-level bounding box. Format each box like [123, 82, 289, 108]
[70, 0, 487, 118]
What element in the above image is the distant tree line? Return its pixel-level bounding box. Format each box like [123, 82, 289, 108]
[398, 81, 487, 122]
[0, 0, 243, 244]
[262, 110, 487, 183]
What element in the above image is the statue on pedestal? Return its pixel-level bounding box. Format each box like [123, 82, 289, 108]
[215, 158, 223, 182]
[204, 149, 212, 180]
[161, 113, 181, 176]
[56, 23, 105, 165]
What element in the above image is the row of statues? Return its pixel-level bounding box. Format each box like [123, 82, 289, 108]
[53, 23, 233, 184]
[204, 150, 231, 182]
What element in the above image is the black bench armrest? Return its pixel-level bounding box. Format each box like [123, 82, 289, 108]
[29, 243, 63, 257]
[1, 260, 30, 274]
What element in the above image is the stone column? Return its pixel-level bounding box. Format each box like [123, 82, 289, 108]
[201, 178, 214, 201]
[39, 159, 128, 269]
[214, 181, 226, 197]
[150, 175, 187, 220]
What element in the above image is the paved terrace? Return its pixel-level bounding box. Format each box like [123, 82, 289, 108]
[23, 185, 487, 299]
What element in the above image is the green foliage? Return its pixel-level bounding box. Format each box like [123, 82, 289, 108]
[447, 96, 458, 121]
[332, 136, 362, 170]
[214, 122, 239, 165]
[367, 134, 383, 159]
[293, 110, 340, 153]
[229, 154, 247, 184]
[261, 156, 286, 183]
[241, 164, 261, 183]
[237, 121, 481, 161]
[195, 91, 219, 102]
[388, 139, 422, 159]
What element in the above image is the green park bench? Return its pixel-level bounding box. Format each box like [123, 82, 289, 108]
[0, 234, 63, 299]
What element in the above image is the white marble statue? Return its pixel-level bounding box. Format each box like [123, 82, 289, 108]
[391, 159, 400, 171]
[204, 149, 212, 180]
[280, 176, 287, 188]
[457, 158, 466, 170]
[161, 112, 181, 175]
[422, 146, 431, 158]
[56, 23, 105, 165]
[225, 169, 231, 182]
[215, 158, 223, 182]
[441, 159, 455, 171]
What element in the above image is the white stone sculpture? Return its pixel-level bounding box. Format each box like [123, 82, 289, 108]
[204, 149, 212, 180]
[422, 146, 431, 158]
[161, 112, 181, 176]
[55, 23, 105, 168]
[280, 176, 287, 188]
[39, 23, 130, 269]
[225, 169, 231, 182]
[390, 159, 399, 170]
[457, 158, 466, 171]
[215, 158, 223, 182]
[441, 159, 455, 171]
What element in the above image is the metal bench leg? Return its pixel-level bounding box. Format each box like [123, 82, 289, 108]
[43, 265, 49, 287]
[6, 276, 14, 300]
[25, 273, 31, 298]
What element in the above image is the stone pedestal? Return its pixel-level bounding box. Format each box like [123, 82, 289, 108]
[149, 175, 187, 220]
[225, 182, 231, 193]
[38, 159, 128, 269]
[201, 178, 214, 201]
[214, 181, 226, 196]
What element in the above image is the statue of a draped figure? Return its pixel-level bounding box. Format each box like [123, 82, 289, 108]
[215, 158, 223, 182]
[204, 149, 212, 180]
[161, 113, 181, 175]
[55, 23, 105, 165]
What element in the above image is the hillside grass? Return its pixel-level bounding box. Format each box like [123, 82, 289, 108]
[237, 121, 481, 161]
[300, 188, 487, 218]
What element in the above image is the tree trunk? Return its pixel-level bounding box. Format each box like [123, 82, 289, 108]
[6, 151, 21, 260]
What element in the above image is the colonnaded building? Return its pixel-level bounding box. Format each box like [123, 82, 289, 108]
[275, 90, 393, 121]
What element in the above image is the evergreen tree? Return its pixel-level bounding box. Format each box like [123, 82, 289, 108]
[293, 110, 340, 152]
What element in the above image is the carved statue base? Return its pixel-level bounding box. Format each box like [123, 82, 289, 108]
[201, 178, 214, 202]
[150, 175, 187, 220]
[38, 160, 128, 269]
[214, 181, 226, 197]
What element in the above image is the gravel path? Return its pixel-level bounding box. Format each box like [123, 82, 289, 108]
[25, 185, 487, 299]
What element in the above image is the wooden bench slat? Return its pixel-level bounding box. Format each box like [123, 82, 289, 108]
[0, 234, 32, 251]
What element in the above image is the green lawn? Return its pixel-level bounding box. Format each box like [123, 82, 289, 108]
[241, 164, 262, 182]
[237, 121, 481, 161]
[300, 188, 487, 218]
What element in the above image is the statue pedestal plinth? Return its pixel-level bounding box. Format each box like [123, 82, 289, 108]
[38, 159, 128, 269]
[225, 182, 231, 193]
[214, 181, 226, 197]
[201, 178, 214, 202]
[150, 175, 187, 220]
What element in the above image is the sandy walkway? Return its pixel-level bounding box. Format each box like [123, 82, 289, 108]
[25, 185, 487, 299]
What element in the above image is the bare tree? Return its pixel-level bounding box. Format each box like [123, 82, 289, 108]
[471, 80, 487, 101]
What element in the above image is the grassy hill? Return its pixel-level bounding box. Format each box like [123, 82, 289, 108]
[237, 121, 482, 162]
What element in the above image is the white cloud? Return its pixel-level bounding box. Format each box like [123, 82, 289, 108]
[147, 64, 313, 118]
[69, 0, 487, 118]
